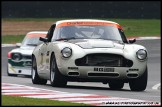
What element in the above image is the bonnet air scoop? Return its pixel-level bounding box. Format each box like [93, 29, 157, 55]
[88, 40, 114, 48]
[75, 39, 115, 48]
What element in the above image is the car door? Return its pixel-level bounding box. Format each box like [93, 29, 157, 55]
[39, 42, 48, 74]
[39, 24, 56, 78]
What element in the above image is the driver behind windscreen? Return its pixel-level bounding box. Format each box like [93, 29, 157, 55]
[61, 26, 77, 38]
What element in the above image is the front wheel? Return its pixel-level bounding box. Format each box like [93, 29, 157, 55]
[50, 54, 67, 87]
[129, 67, 148, 91]
[31, 56, 47, 85]
[109, 81, 124, 90]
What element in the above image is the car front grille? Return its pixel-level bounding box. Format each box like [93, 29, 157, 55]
[75, 53, 133, 67]
[23, 55, 32, 60]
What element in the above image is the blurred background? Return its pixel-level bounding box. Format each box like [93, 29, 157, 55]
[1, 1, 160, 44]
[2, 1, 160, 19]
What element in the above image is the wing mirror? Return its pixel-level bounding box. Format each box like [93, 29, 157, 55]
[39, 37, 48, 43]
[128, 38, 136, 44]
[16, 43, 21, 47]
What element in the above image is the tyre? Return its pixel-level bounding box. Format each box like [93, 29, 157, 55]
[50, 54, 67, 87]
[129, 67, 148, 91]
[31, 56, 47, 84]
[109, 81, 124, 90]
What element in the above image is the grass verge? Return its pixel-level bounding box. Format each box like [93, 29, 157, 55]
[2, 18, 160, 44]
[2, 35, 25, 44]
[2, 95, 90, 106]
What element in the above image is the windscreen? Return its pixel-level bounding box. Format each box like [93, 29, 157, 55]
[21, 36, 43, 47]
[53, 25, 127, 43]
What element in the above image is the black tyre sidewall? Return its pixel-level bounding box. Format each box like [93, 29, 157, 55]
[50, 54, 67, 87]
[32, 56, 47, 84]
[129, 67, 148, 91]
[109, 81, 124, 90]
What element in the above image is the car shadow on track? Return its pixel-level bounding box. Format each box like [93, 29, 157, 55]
[67, 85, 131, 92]
[7, 76, 147, 92]
[45, 83, 131, 92]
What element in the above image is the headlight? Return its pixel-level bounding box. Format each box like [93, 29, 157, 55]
[11, 53, 22, 61]
[61, 47, 72, 58]
[136, 49, 147, 60]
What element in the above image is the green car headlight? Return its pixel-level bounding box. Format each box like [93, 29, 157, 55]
[11, 53, 22, 61]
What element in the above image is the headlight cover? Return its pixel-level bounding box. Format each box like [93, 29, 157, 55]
[11, 53, 22, 61]
[61, 47, 72, 58]
[136, 49, 147, 60]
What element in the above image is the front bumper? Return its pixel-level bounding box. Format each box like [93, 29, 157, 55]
[7, 63, 31, 76]
[59, 66, 146, 80]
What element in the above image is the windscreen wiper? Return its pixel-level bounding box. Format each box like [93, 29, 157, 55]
[55, 37, 76, 41]
[26, 44, 37, 46]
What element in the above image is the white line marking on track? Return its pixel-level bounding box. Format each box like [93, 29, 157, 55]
[1, 44, 16, 47]
[23, 93, 95, 99]
[127, 36, 160, 40]
[136, 37, 161, 40]
[152, 83, 161, 90]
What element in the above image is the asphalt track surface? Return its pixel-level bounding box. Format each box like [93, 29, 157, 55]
[1, 39, 161, 103]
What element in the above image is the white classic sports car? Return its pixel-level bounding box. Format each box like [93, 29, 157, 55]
[7, 31, 47, 76]
[32, 19, 148, 91]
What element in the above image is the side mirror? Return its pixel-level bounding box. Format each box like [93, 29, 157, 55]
[39, 37, 48, 43]
[128, 39, 136, 44]
[16, 43, 21, 47]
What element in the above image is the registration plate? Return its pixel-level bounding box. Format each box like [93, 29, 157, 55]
[104, 68, 114, 72]
[94, 67, 114, 72]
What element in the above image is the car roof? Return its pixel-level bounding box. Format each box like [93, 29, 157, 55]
[56, 19, 119, 24]
[26, 31, 48, 38]
[55, 19, 122, 29]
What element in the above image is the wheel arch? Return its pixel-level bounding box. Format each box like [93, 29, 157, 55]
[50, 51, 56, 68]
[50, 52, 55, 61]
[32, 54, 35, 60]
[32, 54, 36, 65]
[31, 54, 38, 73]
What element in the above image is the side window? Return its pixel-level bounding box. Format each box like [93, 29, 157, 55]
[46, 24, 56, 42]
[51, 28, 60, 41]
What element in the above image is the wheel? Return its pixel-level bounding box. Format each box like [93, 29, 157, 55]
[31, 56, 47, 84]
[109, 81, 124, 90]
[129, 67, 148, 91]
[50, 54, 67, 87]
[7, 65, 17, 77]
